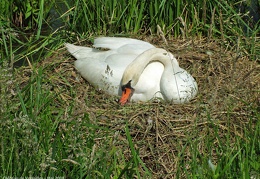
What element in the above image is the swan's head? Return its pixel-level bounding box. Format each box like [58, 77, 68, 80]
[119, 80, 135, 105]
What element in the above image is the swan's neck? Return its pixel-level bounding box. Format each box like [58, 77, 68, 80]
[122, 48, 178, 87]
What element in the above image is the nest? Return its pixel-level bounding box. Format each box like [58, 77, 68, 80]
[14, 36, 259, 178]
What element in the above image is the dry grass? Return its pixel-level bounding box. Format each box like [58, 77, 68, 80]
[15, 36, 259, 178]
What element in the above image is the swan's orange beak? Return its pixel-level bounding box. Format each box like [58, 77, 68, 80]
[119, 87, 133, 105]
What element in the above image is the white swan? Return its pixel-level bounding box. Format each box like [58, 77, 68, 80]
[65, 37, 198, 105]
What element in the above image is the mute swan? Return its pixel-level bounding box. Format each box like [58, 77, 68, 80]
[65, 37, 198, 105]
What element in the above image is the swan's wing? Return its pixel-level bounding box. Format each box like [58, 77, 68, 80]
[65, 42, 140, 73]
[93, 37, 155, 51]
[105, 53, 137, 67]
[65, 43, 137, 95]
[74, 55, 123, 95]
[116, 44, 154, 55]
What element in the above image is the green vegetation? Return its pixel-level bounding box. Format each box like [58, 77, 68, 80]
[1, 0, 259, 65]
[0, 0, 259, 178]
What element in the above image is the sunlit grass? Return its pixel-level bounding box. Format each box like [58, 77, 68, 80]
[1, 0, 259, 66]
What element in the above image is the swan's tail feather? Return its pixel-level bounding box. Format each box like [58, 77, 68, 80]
[65, 43, 77, 53]
[65, 43, 93, 59]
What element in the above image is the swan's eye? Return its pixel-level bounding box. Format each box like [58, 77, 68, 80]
[121, 86, 126, 93]
[163, 53, 167, 55]
[121, 80, 132, 91]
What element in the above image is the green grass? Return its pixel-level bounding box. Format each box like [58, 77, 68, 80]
[0, 67, 152, 178]
[170, 107, 259, 178]
[1, 0, 259, 66]
[0, 0, 260, 178]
